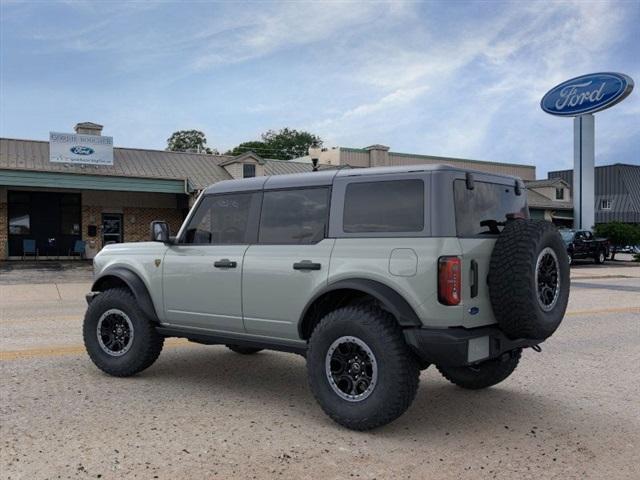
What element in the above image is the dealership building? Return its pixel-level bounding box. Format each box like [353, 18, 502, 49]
[3, 122, 541, 261]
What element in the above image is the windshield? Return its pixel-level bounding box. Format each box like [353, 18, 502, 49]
[559, 230, 574, 242]
[454, 180, 529, 236]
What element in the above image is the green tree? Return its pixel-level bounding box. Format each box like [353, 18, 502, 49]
[261, 128, 322, 160]
[226, 128, 322, 160]
[593, 222, 640, 260]
[167, 130, 217, 154]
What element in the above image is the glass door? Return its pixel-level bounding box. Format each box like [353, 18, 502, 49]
[102, 213, 123, 245]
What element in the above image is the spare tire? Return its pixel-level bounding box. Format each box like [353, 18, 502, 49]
[488, 219, 569, 340]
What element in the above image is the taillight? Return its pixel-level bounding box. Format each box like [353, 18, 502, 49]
[438, 256, 461, 306]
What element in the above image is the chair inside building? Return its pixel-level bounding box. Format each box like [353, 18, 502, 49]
[22, 239, 38, 261]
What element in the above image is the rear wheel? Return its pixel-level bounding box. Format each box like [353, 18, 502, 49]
[595, 250, 606, 264]
[307, 306, 419, 431]
[226, 344, 263, 355]
[437, 349, 521, 390]
[83, 288, 164, 377]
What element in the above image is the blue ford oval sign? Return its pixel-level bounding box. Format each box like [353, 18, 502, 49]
[541, 72, 633, 116]
[70, 146, 95, 155]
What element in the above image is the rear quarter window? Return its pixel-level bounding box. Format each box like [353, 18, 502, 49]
[343, 179, 424, 233]
[454, 180, 528, 236]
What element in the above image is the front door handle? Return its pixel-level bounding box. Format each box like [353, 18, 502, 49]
[214, 259, 237, 269]
[293, 260, 321, 271]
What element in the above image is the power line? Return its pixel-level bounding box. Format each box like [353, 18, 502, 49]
[224, 146, 310, 159]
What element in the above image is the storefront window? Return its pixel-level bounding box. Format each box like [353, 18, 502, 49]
[61, 207, 81, 234]
[7, 191, 82, 256]
[8, 192, 30, 234]
[9, 208, 30, 234]
[60, 194, 81, 234]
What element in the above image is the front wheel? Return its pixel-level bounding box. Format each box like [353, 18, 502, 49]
[437, 349, 521, 390]
[595, 250, 606, 264]
[307, 306, 419, 431]
[83, 288, 164, 377]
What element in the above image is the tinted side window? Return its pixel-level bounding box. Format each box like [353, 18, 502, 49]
[183, 192, 259, 244]
[343, 180, 424, 233]
[454, 180, 529, 236]
[259, 188, 329, 244]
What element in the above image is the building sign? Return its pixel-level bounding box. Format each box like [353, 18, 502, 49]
[541, 72, 634, 117]
[49, 132, 114, 165]
[540, 72, 634, 230]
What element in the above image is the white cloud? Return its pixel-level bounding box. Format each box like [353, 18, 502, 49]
[191, 2, 405, 70]
[2, 0, 636, 174]
[309, 0, 636, 174]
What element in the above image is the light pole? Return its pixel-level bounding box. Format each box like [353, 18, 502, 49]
[308, 144, 321, 172]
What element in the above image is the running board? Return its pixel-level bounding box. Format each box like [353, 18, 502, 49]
[156, 326, 308, 356]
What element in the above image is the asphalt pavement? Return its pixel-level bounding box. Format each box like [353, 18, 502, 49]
[1, 261, 639, 479]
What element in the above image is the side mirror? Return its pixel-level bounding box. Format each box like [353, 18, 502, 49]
[150, 221, 171, 243]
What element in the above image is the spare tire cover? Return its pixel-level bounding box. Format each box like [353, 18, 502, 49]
[488, 219, 570, 340]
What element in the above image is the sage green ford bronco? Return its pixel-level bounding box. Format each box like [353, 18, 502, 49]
[84, 165, 569, 430]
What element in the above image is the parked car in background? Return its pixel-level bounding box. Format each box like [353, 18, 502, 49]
[617, 245, 640, 254]
[559, 229, 609, 265]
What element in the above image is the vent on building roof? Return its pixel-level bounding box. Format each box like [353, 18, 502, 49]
[74, 122, 103, 136]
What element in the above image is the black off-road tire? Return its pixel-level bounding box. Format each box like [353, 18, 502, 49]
[307, 306, 420, 431]
[488, 219, 570, 340]
[437, 349, 521, 390]
[226, 344, 263, 355]
[594, 250, 606, 264]
[83, 288, 164, 377]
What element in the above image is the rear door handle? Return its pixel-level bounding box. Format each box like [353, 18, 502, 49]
[293, 261, 321, 271]
[214, 259, 237, 269]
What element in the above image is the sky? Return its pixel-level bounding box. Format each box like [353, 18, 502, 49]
[1, 0, 638, 178]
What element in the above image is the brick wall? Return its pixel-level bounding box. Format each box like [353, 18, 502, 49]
[0, 200, 7, 261]
[81, 205, 104, 255]
[123, 207, 184, 243]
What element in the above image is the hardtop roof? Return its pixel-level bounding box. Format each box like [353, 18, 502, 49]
[203, 163, 522, 195]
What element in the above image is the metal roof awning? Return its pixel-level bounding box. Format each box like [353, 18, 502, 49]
[0, 169, 187, 194]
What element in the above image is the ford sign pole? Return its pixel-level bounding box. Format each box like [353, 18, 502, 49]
[573, 114, 595, 230]
[541, 72, 634, 230]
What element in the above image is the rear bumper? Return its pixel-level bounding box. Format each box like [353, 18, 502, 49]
[403, 325, 542, 367]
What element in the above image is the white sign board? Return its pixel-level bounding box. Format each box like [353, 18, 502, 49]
[49, 132, 114, 166]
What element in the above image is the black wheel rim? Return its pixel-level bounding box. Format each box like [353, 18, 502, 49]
[535, 247, 560, 311]
[96, 309, 134, 357]
[325, 336, 377, 402]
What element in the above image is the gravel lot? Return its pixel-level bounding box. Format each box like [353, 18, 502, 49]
[1, 261, 639, 479]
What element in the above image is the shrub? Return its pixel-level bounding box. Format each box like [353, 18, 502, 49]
[594, 222, 640, 260]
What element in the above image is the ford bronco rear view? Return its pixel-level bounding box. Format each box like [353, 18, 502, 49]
[84, 165, 569, 430]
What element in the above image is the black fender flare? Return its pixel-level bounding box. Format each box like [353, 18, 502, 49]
[91, 267, 159, 322]
[298, 278, 422, 338]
